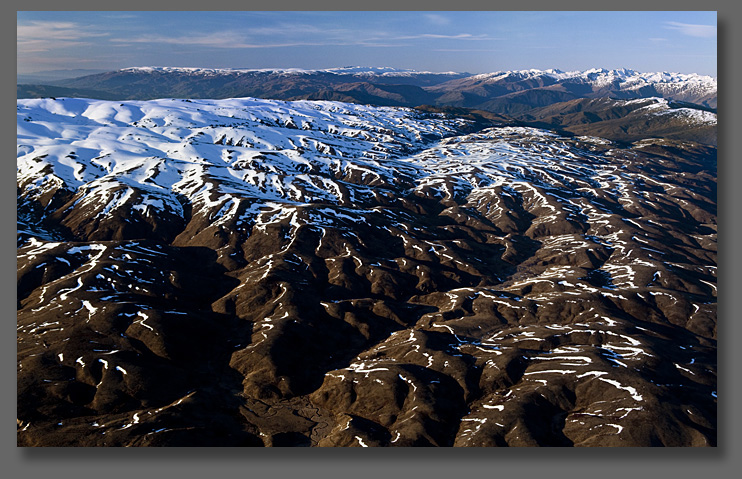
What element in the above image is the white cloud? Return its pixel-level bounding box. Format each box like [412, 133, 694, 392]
[424, 14, 451, 26]
[433, 48, 503, 53]
[17, 21, 108, 53]
[109, 25, 494, 51]
[664, 21, 716, 38]
[111, 31, 355, 50]
[122, 31, 256, 49]
[395, 33, 492, 41]
[104, 18, 499, 54]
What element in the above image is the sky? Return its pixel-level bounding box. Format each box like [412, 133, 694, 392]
[16, 11, 718, 77]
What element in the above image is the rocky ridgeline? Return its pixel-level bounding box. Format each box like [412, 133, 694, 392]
[17, 97, 716, 446]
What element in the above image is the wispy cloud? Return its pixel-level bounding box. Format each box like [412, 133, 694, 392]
[245, 22, 345, 38]
[423, 13, 451, 26]
[112, 31, 260, 49]
[664, 21, 716, 38]
[102, 13, 140, 20]
[109, 23, 497, 51]
[393, 33, 494, 41]
[110, 30, 403, 49]
[17, 21, 108, 53]
[433, 48, 503, 52]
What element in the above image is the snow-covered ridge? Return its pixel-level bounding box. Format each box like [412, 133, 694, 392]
[16, 97, 473, 231]
[597, 96, 716, 126]
[119, 66, 715, 85]
[16, 95, 716, 228]
[459, 68, 717, 107]
[120, 66, 464, 77]
[470, 68, 716, 84]
[466, 68, 716, 99]
[622, 97, 717, 125]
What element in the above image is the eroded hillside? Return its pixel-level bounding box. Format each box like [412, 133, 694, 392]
[17, 97, 716, 446]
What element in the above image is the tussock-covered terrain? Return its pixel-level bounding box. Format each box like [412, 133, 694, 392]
[17, 96, 716, 446]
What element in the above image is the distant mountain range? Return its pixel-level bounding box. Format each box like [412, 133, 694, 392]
[16, 69, 109, 85]
[425, 68, 717, 110]
[17, 66, 717, 145]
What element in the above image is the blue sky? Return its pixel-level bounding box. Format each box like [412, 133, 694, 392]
[17, 11, 717, 76]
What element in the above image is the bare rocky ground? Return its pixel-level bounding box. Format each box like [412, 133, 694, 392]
[17, 98, 716, 446]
